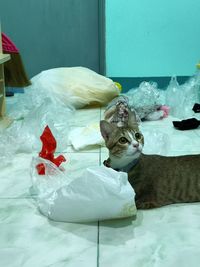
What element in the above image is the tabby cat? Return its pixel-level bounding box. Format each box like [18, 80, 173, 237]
[100, 99, 200, 209]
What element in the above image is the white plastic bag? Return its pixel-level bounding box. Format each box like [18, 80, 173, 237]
[31, 157, 137, 223]
[29, 67, 120, 109]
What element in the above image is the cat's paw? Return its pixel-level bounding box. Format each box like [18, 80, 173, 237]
[103, 158, 111, 168]
[136, 201, 158, 209]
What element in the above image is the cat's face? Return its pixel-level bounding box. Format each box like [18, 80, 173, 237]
[100, 120, 144, 169]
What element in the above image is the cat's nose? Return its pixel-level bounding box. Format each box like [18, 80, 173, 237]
[133, 143, 139, 148]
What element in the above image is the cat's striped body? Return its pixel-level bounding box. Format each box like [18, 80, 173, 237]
[129, 153, 200, 209]
[100, 97, 200, 209]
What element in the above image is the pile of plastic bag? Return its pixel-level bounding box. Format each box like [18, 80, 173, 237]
[0, 66, 121, 164]
[0, 95, 73, 167]
[124, 70, 200, 120]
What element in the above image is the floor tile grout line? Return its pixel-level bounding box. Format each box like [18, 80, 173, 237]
[193, 130, 200, 137]
[97, 221, 100, 267]
[0, 197, 35, 200]
[98, 107, 101, 267]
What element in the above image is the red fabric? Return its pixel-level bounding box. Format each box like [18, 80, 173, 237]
[2, 33, 19, 53]
[37, 126, 66, 175]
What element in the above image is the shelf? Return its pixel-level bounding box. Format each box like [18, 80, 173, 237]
[0, 53, 10, 64]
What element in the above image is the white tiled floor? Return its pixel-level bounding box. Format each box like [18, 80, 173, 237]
[1, 107, 200, 267]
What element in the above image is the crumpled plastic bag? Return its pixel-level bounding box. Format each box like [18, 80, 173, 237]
[28, 67, 120, 109]
[125, 81, 161, 108]
[124, 81, 166, 120]
[165, 76, 198, 119]
[31, 157, 137, 223]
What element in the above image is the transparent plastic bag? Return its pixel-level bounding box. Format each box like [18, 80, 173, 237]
[125, 81, 162, 108]
[165, 76, 198, 119]
[124, 81, 165, 120]
[31, 157, 137, 223]
[22, 98, 73, 152]
[0, 98, 73, 160]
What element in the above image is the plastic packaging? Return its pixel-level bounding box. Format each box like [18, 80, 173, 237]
[165, 76, 198, 119]
[0, 98, 73, 163]
[31, 157, 137, 223]
[27, 67, 120, 109]
[124, 81, 165, 120]
[37, 126, 66, 175]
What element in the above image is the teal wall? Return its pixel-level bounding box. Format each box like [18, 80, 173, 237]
[106, 0, 200, 77]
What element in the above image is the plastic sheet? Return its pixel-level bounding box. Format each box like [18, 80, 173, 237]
[141, 129, 170, 156]
[31, 157, 137, 223]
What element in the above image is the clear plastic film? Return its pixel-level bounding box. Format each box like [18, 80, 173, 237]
[0, 97, 73, 166]
[141, 128, 171, 156]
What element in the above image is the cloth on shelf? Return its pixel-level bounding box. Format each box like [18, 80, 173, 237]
[2, 32, 31, 87]
[173, 118, 200, 130]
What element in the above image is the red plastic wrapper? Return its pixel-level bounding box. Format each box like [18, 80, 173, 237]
[36, 125, 67, 175]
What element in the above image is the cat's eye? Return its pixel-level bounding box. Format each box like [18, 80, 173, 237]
[135, 132, 142, 141]
[119, 137, 128, 144]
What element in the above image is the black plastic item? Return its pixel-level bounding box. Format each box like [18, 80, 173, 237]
[6, 91, 14, 97]
[192, 103, 200, 113]
[173, 118, 200, 130]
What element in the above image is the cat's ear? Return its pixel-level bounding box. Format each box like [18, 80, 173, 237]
[128, 109, 139, 129]
[100, 120, 116, 141]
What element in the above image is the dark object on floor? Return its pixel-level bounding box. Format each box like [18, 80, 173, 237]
[192, 103, 200, 113]
[6, 91, 14, 97]
[2, 33, 31, 88]
[173, 118, 200, 130]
